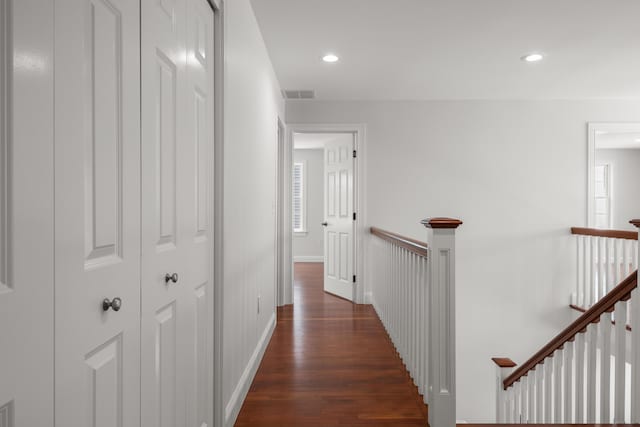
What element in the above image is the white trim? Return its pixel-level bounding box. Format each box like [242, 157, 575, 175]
[212, 2, 225, 426]
[275, 118, 286, 307]
[224, 313, 276, 427]
[587, 122, 640, 227]
[293, 256, 324, 263]
[285, 124, 367, 304]
[278, 122, 293, 306]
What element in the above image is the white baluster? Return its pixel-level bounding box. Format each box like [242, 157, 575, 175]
[422, 256, 430, 404]
[409, 253, 415, 380]
[587, 324, 597, 422]
[418, 255, 424, 397]
[536, 365, 543, 422]
[590, 237, 596, 306]
[599, 237, 605, 300]
[393, 244, 398, 344]
[505, 387, 512, 423]
[554, 350, 563, 422]
[563, 339, 573, 423]
[528, 371, 536, 423]
[624, 240, 631, 277]
[402, 249, 408, 366]
[614, 239, 621, 288]
[628, 220, 639, 422]
[605, 239, 616, 293]
[575, 332, 585, 422]
[513, 381, 521, 423]
[614, 299, 628, 423]
[399, 248, 405, 362]
[544, 358, 552, 422]
[576, 235, 583, 307]
[417, 253, 424, 396]
[632, 287, 640, 422]
[521, 374, 529, 423]
[601, 312, 612, 423]
[411, 254, 420, 382]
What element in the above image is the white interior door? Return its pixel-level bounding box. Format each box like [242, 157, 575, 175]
[323, 136, 355, 301]
[54, 0, 141, 425]
[140, 0, 214, 425]
[0, 0, 55, 425]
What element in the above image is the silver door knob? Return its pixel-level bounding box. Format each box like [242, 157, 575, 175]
[165, 273, 179, 284]
[321, 222, 328, 226]
[102, 297, 122, 312]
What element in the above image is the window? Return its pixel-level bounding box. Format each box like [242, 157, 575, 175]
[293, 161, 306, 233]
[594, 164, 611, 228]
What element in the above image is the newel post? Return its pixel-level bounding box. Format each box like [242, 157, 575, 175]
[492, 358, 517, 422]
[422, 217, 463, 427]
[631, 219, 640, 422]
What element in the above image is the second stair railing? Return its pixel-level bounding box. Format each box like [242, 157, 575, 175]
[370, 218, 462, 427]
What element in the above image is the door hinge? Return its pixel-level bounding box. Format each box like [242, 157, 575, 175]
[353, 212, 356, 221]
[352, 150, 357, 158]
[353, 275, 356, 283]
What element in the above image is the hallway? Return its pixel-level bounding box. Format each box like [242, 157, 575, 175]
[235, 263, 429, 426]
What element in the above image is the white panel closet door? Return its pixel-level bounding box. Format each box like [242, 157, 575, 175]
[54, 0, 141, 426]
[323, 136, 355, 301]
[140, 0, 214, 425]
[0, 0, 54, 425]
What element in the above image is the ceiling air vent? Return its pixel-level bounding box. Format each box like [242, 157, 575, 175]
[283, 89, 315, 100]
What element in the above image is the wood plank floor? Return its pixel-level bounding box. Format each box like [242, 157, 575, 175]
[234, 262, 428, 426]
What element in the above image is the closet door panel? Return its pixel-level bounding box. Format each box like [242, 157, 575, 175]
[54, 0, 141, 425]
[185, 0, 214, 425]
[0, 0, 55, 425]
[141, 0, 214, 426]
[140, 0, 187, 425]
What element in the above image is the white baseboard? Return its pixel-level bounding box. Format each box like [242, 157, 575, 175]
[293, 255, 323, 263]
[224, 312, 276, 427]
[364, 291, 373, 304]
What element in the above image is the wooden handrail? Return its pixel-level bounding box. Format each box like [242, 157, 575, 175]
[571, 227, 638, 241]
[570, 304, 632, 332]
[503, 270, 638, 390]
[370, 227, 428, 258]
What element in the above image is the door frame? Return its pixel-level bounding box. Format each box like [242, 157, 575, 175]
[210, 0, 224, 426]
[283, 124, 367, 304]
[275, 118, 287, 307]
[586, 122, 640, 228]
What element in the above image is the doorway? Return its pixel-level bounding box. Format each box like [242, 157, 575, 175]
[282, 124, 366, 305]
[587, 122, 640, 230]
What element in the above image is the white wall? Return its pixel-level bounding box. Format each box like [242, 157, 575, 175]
[293, 149, 324, 261]
[595, 148, 640, 230]
[286, 99, 640, 422]
[223, 1, 284, 424]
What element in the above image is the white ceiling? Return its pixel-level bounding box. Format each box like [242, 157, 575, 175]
[293, 132, 352, 149]
[250, 0, 640, 100]
[596, 132, 640, 150]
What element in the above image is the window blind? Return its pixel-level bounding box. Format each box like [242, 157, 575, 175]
[293, 162, 304, 232]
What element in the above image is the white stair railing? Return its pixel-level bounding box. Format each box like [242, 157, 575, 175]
[572, 227, 638, 309]
[370, 218, 462, 427]
[494, 267, 639, 424]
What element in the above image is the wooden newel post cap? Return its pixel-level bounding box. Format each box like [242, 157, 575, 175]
[421, 217, 463, 229]
[491, 357, 517, 368]
[630, 219, 640, 228]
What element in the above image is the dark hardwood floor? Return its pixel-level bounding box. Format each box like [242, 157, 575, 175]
[234, 262, 428, 427]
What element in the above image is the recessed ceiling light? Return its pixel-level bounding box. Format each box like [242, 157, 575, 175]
[322, 53, 339, 63]
[521, 53, 544, 63]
